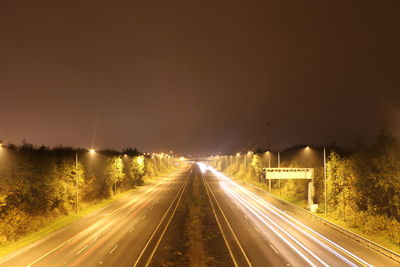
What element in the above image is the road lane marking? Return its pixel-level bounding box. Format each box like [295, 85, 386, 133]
[28, 169, 186, 267]
[133, 172, 190, 267]
[109, 244, 118, 254]
[202, 176, 240, 267]
[270, 245, 279, 255]
[129, 226, 136, 233]
[253, 226, 260, 233]
[76, 245, 88, 255]
[234, 182, 369, 266]
[222, 183, 321, 267]
[41, 170, 184, 266]
[202, 172, 252, 267]
[211, 167, 372, 267]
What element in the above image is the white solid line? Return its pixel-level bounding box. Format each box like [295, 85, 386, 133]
[109, 244, 118, 254]
[202, 173, 252, 267]
[76, 245, 88, 255]
[133, 172, 189, 267]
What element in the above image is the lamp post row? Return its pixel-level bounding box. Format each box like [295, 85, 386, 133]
[212, 146, 328, 217]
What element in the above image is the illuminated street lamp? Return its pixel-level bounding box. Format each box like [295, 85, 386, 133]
[75, 148, 96, 213]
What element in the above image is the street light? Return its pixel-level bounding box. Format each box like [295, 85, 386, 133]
[75, 148, 96, 213]
[323, 147, 327, 217]
[266, 151, 271, 191]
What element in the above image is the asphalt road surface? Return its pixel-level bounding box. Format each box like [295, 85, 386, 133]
[201, 163, 399, 267]
[0, 165, 190, 267]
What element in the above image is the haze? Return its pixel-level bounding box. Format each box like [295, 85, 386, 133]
[1, 0, 399, 155]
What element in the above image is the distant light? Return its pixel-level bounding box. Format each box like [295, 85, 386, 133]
[305, 146, 310, 150]
[123, 154, 128, 157]
[248, 151, 252, 155]
[89, 148, 96, 154]
[266, 151, 270, 154]
[236, 152, 240, 156]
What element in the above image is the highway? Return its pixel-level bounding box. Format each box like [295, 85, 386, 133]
[200, 163, 399, 267]
[0, 166, 190, 267]
[1, 162, 398, 267]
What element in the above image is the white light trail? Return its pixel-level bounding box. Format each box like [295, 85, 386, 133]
[221, 182, 324, 267]
[207, 166, 372, 267]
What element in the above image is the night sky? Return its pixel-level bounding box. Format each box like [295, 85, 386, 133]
[1, 1, 399, 155]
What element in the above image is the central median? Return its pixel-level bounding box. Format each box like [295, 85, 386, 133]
[150, 165, 234, 266]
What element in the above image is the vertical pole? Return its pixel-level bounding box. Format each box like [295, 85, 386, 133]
[278, 152, 281, 195]
[75, 152, 78, 213]
[324, 147, 327, 217]
[268, 152, 271, 192]
[278, 152, 280, 168]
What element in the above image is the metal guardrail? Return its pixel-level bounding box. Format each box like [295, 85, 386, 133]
[243, 181, 400, 264]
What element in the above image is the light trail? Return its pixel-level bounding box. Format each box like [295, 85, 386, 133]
[221, 182, 323, 267]
[207, 165, 373, 267]
[222, 178, 369, 267]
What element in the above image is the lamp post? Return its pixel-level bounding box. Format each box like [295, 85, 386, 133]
[267, 151, 271, 192]
[75, 148, 96, 213]
[75, 152, 78, 213]
[324, 147, 327, 217]
[278, 151, 281, 195]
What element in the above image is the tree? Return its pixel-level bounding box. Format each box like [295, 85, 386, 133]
[131, 156, 146, 185]
[251, 154, 263, 181]
[326, 152, 358, 220]
[105, 157, 125, 194]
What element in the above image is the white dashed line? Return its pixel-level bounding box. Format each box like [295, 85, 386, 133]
[109, 244, 118, 254]
[76, 245, 88, 255]
[129, 226, 136, 233]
